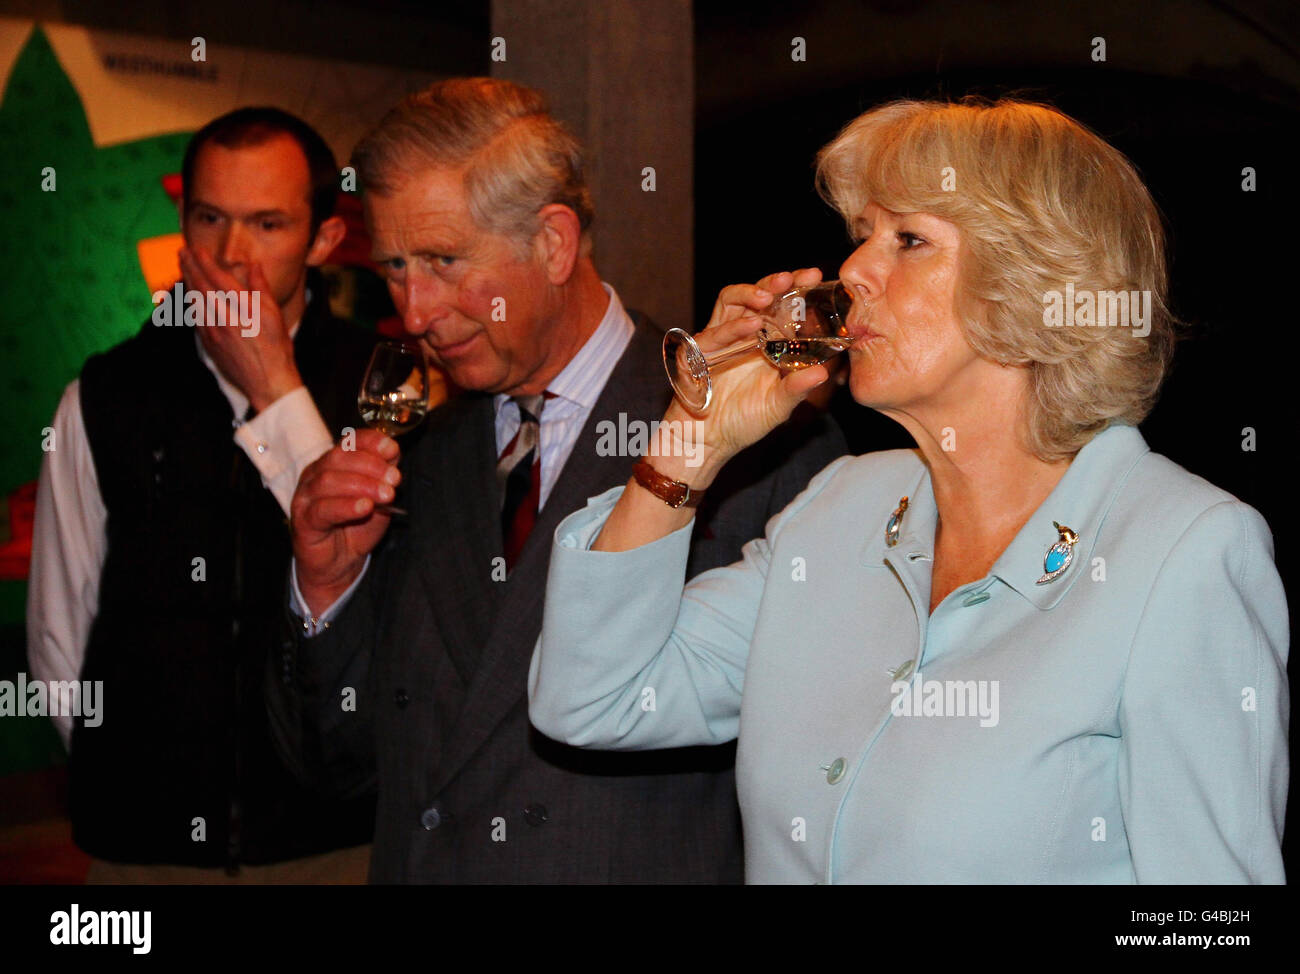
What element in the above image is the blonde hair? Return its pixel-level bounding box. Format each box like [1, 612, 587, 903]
[352, 78, 593, 252]
[815, 97, 1176, 461]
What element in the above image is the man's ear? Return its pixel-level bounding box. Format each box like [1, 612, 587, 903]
[306, 215, 347, 266]
[534, 204, 583, 286]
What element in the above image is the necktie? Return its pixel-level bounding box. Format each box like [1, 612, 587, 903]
[497, 393, 550, 571]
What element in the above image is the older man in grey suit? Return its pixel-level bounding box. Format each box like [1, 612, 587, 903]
[269, 77, 845, 882]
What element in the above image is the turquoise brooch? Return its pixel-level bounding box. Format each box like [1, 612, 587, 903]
[1036, 521, 1079, 585]
[885, 496, 908, 547]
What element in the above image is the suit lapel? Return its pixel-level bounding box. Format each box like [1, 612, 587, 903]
[409, 393, 502, 679]
[431, 319, 671, 791]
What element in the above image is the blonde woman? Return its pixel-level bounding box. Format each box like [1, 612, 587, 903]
[529, 98, 1288, 884]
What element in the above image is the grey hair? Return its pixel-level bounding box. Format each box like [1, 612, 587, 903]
[352, 77, 594, 251]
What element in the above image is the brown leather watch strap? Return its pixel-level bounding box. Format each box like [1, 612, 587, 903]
[632, 459, 703, 509]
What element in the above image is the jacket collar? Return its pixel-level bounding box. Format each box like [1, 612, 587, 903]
[861, 424, 1151, 611]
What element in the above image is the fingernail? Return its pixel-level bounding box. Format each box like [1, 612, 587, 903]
[378, 484, 394, 502]
[755, 289, 770, 298]
[384, 467, 401, 485]
[354, 498, 369, 514]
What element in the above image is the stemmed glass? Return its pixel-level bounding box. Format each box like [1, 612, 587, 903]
[663, 281, 853, 412]
[357, 340, 430, 515]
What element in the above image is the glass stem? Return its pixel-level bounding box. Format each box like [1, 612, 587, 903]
[702, 336, 763, 369]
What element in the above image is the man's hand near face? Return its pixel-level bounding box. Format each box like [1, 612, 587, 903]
[179, 244, 303, 414]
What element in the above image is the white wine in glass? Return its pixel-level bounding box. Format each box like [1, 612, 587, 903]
[357, 397, 428, 437]
[357, 340, 430, 514]
[663, 280, 853, 412]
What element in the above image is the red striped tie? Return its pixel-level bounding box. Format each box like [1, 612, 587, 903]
[497, 393, 551, 571]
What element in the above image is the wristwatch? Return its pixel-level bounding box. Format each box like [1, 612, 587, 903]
[632, 459, 703, 509]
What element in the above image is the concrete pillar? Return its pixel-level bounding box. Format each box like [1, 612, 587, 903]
[491, 0, 693, 332]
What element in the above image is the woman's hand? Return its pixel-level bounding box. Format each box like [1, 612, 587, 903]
[592, 269, 833, 555]
[663, 268, 832, 477]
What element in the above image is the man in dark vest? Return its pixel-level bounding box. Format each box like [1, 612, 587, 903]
[271, 78, 847, 882]
[27, 108, 377, 881]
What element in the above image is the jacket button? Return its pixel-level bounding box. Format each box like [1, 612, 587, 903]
[394, 689, 410, 708]
[419, 804, 444, 830]
[523, 803, 549, 826]
[825, 758, 846, 785]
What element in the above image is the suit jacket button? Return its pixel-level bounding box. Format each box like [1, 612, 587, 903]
[394, 689, 410, 708]
[523, 803, 549, 826]
[419, 805, 443, 830]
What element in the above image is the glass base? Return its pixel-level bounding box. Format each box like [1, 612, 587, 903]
[663, 328, 712, 412]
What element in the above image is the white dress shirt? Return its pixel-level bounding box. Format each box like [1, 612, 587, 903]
[291, 282, 636, 630]
[27, 320, 334, 746]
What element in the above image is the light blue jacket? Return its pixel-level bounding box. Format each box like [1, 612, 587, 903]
[529, 424, 1289, 883]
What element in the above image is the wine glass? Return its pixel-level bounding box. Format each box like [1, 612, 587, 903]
[663, 281, 853, 412]
[357, 340, 430, 515]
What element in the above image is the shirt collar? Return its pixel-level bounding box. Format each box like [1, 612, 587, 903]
[494, 281, 634, 413]
[860, 423, 1151, 610]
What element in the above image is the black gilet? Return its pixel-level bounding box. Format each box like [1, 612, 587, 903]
[71, 286, 378, 867]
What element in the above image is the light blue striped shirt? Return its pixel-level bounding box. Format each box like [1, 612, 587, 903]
[493, 282, 635, 510]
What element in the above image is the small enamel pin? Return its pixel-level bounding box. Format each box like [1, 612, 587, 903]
[1036, 521, 1079, 585]
[885, 496, 908, 547]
